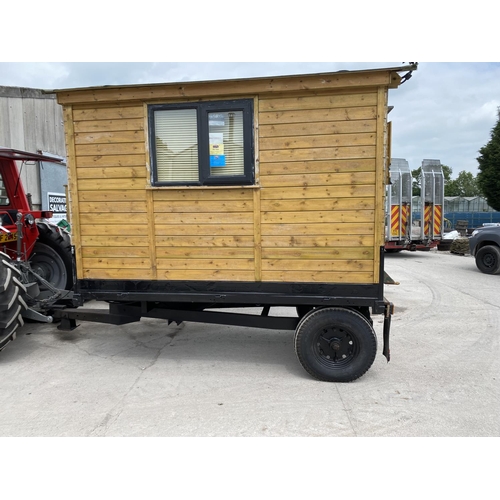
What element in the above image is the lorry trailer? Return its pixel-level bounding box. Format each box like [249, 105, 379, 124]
[385, 158, 444, 252]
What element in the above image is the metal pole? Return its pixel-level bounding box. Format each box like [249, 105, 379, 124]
[16, 212, 23, 261]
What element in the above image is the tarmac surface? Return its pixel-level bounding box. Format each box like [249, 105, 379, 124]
[1, 249, 498, 437]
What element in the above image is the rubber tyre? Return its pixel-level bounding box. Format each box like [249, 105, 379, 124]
[0, 252, 28, 351]
[31, 223, 74, 290]
[294, 307, 377, 382]
[475, 245, 500, 275]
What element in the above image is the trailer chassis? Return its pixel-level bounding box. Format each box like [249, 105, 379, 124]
[54, 293, 393, 383]
[53, 249, 393, 382]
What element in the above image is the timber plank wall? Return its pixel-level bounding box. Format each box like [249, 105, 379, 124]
[57, 69, 402, 284]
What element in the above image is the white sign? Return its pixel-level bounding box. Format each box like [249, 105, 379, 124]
[47, 192, 67, 222]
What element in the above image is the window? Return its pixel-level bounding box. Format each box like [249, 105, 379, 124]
[149, 99, 254, 186]
[0, 171, 9, 206]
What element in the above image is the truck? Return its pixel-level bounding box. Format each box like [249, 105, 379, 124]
[2, 64, 419, 382]
[0, 148, 75, 351]
[385, 158, 444, 252]
[469, 225, 500, 274]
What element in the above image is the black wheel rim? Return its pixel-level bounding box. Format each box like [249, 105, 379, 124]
[483, 252, 498, 270]
[30, 243, 67, 289]
[313, 326, 359, 368]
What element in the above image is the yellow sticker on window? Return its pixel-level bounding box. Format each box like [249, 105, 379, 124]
[209, 143, 224, 155]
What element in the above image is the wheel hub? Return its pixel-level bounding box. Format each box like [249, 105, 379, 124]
[317, 327, 355, 362]
[30, 242, 67, 289]
[484, 255, 495, 267]
[330, 340, 342, 351]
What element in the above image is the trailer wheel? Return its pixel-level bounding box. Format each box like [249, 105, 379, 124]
[0, 253, 27, 352]
[294, 307, 377, 382]
[475, 245, 500, 274]
[30, 223, 74, 290]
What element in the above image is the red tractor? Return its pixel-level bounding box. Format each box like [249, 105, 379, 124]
[0, 148, 74, 351]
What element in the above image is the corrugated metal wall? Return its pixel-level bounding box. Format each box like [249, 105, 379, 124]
[0, 86, 66, 207]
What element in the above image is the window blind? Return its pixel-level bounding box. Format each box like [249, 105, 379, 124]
[154, 109, 199, 182]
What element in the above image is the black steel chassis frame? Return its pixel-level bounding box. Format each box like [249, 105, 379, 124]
[54, 248, 394, 361]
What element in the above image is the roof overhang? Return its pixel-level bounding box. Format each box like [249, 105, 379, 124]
[47, 64, 418, 105]
[0, 148, 64, 163]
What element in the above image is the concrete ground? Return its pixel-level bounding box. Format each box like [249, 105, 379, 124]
[0, 249, 498, 437]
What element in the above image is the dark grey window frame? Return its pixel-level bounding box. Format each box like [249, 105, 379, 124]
[148, 99, 254, 187]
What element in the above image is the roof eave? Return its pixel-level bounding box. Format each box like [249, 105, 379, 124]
[45, 64, 417, 95]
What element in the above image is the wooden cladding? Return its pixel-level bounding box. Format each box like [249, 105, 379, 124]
[61, 77, 390, 284]
[258, 91, 379, 283]
[71, 104, 150, 279]
[154, 189, 255, 281]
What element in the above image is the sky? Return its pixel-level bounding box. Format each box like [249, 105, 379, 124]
[1, 61, 498, 180]
[1, 2, 498, 186]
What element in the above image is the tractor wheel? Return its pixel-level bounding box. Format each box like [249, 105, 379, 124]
[294, 307, 377, 383]
[0, 253, 28, 352]
[475, 245, 500, 275]
[30, 223, 74, 290]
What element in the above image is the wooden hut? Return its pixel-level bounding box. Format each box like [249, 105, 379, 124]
[54, 65, 414, 287]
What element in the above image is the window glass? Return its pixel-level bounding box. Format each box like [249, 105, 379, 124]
[208, 111, 244, 177]
[0, 172, 9, 205]
[150, 99, 253, 186]
[154, 108, 199, 182]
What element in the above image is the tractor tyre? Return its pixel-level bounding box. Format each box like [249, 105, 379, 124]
[0, 252, 28, 352]
[30, 223, 74, 290]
